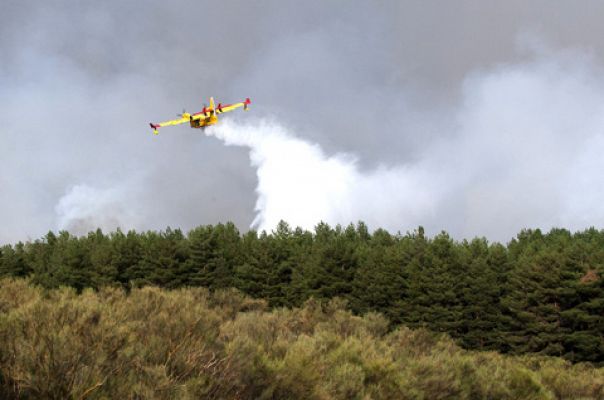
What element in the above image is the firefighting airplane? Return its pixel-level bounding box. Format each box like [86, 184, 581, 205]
[149, 97, 251, 135]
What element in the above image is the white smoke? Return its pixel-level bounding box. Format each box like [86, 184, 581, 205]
[206, 52, 604, 240]
[206, 120, 437, 233]
[55, 184, 142, 235]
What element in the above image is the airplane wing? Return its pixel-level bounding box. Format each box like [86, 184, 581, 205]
[149, 116, 189, 135]
[216, 98, 251, 114]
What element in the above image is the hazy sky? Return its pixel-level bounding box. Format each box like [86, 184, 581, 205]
[3, 1, 604, 243]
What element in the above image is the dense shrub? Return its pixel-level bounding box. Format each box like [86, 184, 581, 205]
[0, 278, 602, 399]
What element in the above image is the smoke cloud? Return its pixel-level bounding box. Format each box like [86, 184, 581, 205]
[55, 184, 143, 235]
[4, 1, 604, 244]
[206, 120, 436, 232]
[205, 51, 604, 240]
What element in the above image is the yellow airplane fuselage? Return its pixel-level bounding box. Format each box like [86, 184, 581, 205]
[190, 114, 218, 129]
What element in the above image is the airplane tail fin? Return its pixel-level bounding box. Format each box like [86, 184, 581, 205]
[209, 97, 215, 112]
[244, 97, 251, 111]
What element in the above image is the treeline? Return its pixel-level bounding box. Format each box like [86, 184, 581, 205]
[0, 279, 603, 399]
[1, 222, 603, 364]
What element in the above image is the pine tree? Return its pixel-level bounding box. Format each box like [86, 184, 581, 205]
[400, 231, 464, 335]
[132, 228, 188, 288]
[502, 229, 571, 357]
[28, 231, 60, 289]
[351, 227, 408, 323]
[457, 239, 508, 350]
[187, 223, 241, 289]
[558, 228, 604, 362]
[292, 222, 360, 304]
[49, 231, 93, 292]
[235, 230, 292, 306]
[0, 243, 29, 278]
[85, 229, 119, 288]
[111, 229, 144, 288]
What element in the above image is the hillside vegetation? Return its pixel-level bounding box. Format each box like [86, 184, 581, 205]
[0, 278, 603, 399]
[1, 222, 603, 364]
